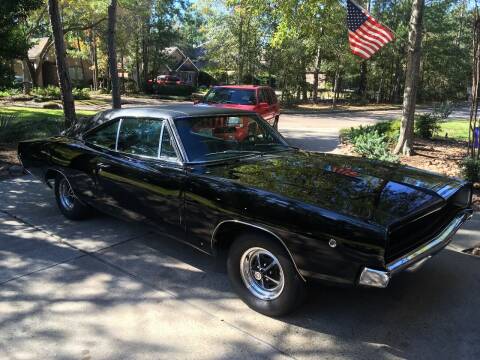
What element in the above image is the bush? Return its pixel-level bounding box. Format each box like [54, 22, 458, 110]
[32, 86, 90, 101]
[352, 130, 399, 163]
[340, 121, 400, 144]
[0, 88, 20, 98]
[415, 113, 441, 139]
[461, 157, 480, 183]
[432, 101, 454, 120]
[72, 87, 90, 100]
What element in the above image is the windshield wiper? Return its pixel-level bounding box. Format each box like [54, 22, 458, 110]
[205, 150, 262, 158]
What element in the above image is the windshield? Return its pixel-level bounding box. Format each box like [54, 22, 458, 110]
[204, 88, 256, 105]
[174, 115, 290, 162]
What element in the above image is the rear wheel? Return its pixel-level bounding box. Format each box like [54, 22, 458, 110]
[227, 233, 306, 316]
[54, 175, 91, 220]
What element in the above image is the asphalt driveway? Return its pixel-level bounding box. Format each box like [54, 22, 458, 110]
[1, 175, 479, 360]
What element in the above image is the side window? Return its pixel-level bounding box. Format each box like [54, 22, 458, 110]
[257, 89, 266, 104]
[84, 120, 120, 150]
[160, 126, 178, 161]
[117, 117, 163, 157]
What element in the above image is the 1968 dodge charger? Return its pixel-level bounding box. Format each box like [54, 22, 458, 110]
[18, 105, 473, 316]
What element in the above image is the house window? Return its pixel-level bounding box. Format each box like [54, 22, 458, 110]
[68, 66, 83, 80]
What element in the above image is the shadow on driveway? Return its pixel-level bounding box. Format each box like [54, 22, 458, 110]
[0, 176, 479, 359]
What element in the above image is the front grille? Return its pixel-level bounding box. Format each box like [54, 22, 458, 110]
[385, 202, 461, 263]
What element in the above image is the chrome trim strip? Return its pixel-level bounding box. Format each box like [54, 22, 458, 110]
[157, 121, 165, 158]
[114, 118, 122, 151]
[211, 219, 306, 282]
[386, 209, 473, 273]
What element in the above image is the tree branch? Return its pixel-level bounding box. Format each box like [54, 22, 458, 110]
[63, 18, 107, 34]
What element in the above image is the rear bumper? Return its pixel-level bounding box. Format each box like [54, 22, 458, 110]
[358, 208, 473, 288]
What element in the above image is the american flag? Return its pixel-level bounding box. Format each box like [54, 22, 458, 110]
[346, 0, 394, 59]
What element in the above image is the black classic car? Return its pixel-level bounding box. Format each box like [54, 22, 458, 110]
[18, 105, 473, 316]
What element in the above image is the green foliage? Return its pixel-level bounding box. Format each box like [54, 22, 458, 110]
[432, 101, 454, 120]
[31, 86, 91, 101]
[415, 113, 441, 139]
[0, 88, 21, 98]
[461, 158, 480, 183]
[0, 0, 43, 60]
[340, 121, 400, 144]
[0, 107, 94, 144]
[351, 130, 399, 163]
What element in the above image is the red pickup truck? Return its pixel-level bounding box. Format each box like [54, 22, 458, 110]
[198, 85, 281, 129]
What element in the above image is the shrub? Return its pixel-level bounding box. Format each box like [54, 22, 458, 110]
[0, 88, 20, 98]
[352, 130, 399, 163]
[432, 101, 454, 120]
[32, 86, 90, 101]
[415, 113, 441, 139]
[461, 157, 480, 183]
[72, 87, 90, 100]
[340, 121, 400, 144]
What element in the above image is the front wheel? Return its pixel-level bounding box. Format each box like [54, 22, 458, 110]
[54, 175, 91, 220]
[227, 233, 306, 317]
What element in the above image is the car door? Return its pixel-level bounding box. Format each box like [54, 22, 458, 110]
[83, 117, 186, 237]
[267, 88, 280, 118]
[256, 88, 270, 121]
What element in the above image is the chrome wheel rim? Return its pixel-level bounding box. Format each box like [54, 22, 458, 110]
[59, 178, 75, 210]
[240, 247, 285, 300]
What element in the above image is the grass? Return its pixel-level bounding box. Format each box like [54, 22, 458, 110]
[0, 106, 95, 144]
[437, 119, 469, 141]
[341, 118, 470, 143]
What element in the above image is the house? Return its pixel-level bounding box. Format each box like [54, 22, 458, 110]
[13, 37, 93, 87]
[160, 47, 199, 86]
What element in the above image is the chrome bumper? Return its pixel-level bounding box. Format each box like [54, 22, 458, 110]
[358, 209, 473, 288]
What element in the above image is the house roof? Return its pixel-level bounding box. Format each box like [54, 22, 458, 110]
[28, 37, 50, 60]
[162, 46, 199, 73]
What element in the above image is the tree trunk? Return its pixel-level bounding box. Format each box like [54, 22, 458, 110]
[47, 0, 76, 128]
[394, 0, 424, 156]
[142, 25, 149, 90]
[332, 68, 341, 108]
[76, 37, 87, 84]
[358, 61, 367, 99]
[23, 57, 37, 87]
[302, 70, 308, 101]
[90, 29, 98, 91]
[237, 14, 244, 84]
[312, 46, 321, 103]
[107, 0, 121, 109]
[135, 36, 141, 92]
[376, 73, 384, 104]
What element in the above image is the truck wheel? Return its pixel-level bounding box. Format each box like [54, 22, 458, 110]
[54, 175, 91, 220]
[227, 232, 306, 316]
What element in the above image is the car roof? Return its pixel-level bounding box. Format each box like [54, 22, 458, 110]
[102, 104, 257, 121]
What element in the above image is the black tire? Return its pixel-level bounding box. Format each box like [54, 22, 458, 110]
[227, 232, 306, 317]
[54, 175, 91, 220]
[273, 116, 279, 130]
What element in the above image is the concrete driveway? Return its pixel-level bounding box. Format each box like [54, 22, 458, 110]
[1, 175, 479, 359]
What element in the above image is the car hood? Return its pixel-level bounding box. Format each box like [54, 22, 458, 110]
[205, 151, 466, 227]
